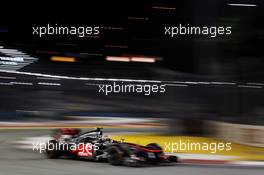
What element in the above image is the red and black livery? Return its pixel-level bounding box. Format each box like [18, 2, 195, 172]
[45, 128, 178, 166]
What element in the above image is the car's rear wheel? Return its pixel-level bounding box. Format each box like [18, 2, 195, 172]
[107, 146, 123, 165]
[45, 140, 61, 159]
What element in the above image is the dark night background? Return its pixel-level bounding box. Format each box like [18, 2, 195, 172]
[0, 0, 264, 126]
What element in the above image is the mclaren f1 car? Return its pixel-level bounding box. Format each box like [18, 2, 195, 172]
[45, 128, 178, 166]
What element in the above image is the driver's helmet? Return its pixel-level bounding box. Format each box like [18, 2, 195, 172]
[102, 135, 112, 142]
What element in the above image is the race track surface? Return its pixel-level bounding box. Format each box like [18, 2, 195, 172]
[0, 130, 263, 175]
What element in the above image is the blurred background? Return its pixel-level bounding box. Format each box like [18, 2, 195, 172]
[0, 0, 264, 174]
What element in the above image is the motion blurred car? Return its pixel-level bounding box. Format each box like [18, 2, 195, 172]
[45, 128, 178, 166]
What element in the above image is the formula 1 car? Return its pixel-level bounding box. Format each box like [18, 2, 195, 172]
[45, 128, 178, 166]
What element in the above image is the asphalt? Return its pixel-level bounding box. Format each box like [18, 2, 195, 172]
[0, 129, 263, 175]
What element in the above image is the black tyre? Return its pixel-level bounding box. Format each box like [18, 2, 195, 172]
[45, 140, 61, 159]
[107, 146, 124, 165]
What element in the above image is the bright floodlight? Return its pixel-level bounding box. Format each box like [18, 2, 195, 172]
[227, 3, 257, 7]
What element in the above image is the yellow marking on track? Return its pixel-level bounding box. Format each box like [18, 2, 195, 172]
[112, 134, 264, 161]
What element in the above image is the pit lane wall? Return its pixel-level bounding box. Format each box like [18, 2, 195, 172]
[207, 121, 264, 147]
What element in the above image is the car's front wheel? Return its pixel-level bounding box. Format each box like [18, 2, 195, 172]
[107, 146, 124, 165]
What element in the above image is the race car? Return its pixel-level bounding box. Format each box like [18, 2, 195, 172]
[45, 128, 178, 166]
